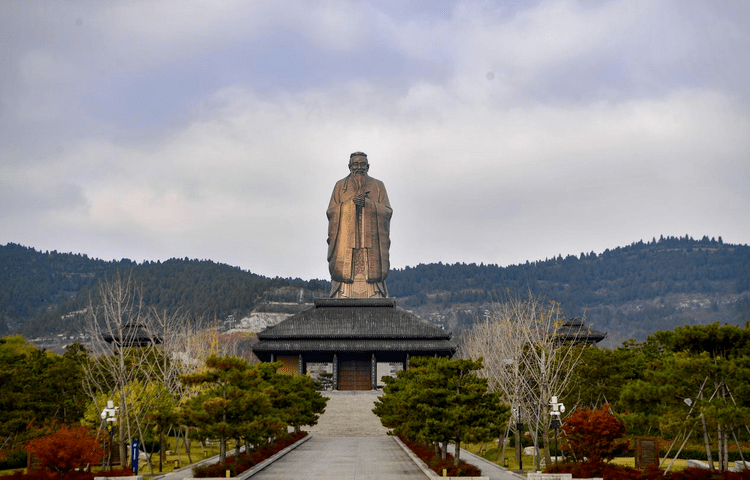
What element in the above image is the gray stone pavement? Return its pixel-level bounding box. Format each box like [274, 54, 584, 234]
[251, 390, 425, 479]
[154, 390, 522, 480]
[303, 390, 389, 437]
[254, 390, 522, 480]
[249, 436, 427, 480]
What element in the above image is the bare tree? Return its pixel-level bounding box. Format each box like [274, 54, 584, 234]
[80, 272, 259, 472]
[464, 293, 587, 469]
[152, 311, 258, 467]
[81, 272, 189, 472]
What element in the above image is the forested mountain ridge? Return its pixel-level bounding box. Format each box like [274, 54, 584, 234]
[0, 243, 327, 337]
[1, 235, 749, 346]
[389, 235, 750, 346]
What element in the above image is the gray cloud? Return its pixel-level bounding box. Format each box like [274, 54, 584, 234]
[1, 0, 748, 280]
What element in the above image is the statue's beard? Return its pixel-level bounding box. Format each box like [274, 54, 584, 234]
[352, 171, 367, 191]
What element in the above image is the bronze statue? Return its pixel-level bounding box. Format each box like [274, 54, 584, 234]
[327, 152, 392, 298]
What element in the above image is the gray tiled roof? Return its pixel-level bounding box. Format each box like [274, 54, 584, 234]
[102, 321, 162, 347]
[252, 297, 457, 355]
[251, 338, 457, 353]
[554, 318, 607, 344]
[257, 297, 452, 340]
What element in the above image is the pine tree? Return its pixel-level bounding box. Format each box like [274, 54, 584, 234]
[180, 355, 274, 464]
[373, 356, 508, 466]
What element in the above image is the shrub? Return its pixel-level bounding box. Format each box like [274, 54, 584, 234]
[561, 403, 628, 464]
[546, 462, 750, 480]
[25, 425, 103, 476]
[0, 448, 29, 470]
[193, 462, 236, 478]
[4, 468, 132, 480]
[139, 439, 161, 454]
[397, 435, 483, 477]
[192, 432, 306, 478]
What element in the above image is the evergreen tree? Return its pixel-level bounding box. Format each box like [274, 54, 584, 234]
[373, 356, 508, 466]
[0, 336, 87, 440]
[180, 355, 275, 464]
[257, 364, 327, 434]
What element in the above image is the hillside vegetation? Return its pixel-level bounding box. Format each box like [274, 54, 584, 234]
[0, 243, 327, 337]
[1, 235, 748, 345]
[389, 235, 750, 346]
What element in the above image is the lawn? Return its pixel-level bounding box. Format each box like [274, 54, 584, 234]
[462, 443, 691, 473]
[131, 438, 232, 476]
[0, 438, 230, 478]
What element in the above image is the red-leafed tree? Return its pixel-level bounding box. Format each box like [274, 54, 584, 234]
[561, 403, 627, 464]
[25, 424, 104, 476]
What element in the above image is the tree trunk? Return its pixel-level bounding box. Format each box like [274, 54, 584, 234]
[220, 384, 227, 464]
[454, 438, 461, 467]
[183, 428, 192, 464]
[721, 385, 730, 472]
[733, 430, 746, 465]
[542, 424, 552, 467]
[160, 429, 165, 472]
[145, 451, 154, 474]
[497, 434, 505, 462]
[118, 393, 127, 471]
[701, 413, 714, 471]
[173, 428, 180, 469]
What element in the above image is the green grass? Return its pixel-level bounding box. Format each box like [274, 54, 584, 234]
[0, 468, 26, 476]
[463, 443, 692, 473]
[463, 443, 539, 471]
[136, 439, 228, 477]
[0, 439, 230, 478]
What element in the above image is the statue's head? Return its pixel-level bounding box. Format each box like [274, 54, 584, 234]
[348, 152, 369, 175]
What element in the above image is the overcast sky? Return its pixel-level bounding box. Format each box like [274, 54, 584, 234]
[2, 1, 749, 281]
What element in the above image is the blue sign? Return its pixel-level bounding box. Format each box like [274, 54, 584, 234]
[131, 438, 139, 474]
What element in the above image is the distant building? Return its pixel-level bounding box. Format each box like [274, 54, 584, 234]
[102, 321, 162, 350]
[554, 317, 606, 345]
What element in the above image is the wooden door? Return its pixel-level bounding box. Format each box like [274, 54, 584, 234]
[338, 356, 371, 390]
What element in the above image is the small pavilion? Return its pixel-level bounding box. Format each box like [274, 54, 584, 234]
[102, 321, 162, 351]
[554, 317, 607, 345]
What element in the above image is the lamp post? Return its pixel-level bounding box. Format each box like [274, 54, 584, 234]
[512, 407, 523, 471]
[100, 401, 118, 471]
[549, 396, 565, 465]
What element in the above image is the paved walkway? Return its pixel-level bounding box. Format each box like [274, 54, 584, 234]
[304, 390, 389, 437]
[253, 390, 522, 480]
[249, 436, 426, 480]
[251, 390, 425, 479]
[155, 390, 522, 480]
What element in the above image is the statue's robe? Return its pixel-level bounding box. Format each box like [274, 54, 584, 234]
[327, 174, 392, 296]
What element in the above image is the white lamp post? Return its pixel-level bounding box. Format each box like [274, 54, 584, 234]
[549, 396, 565, 465]
[100, 401, 118, 470]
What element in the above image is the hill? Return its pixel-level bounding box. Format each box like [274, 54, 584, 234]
[0, 243, 328, 338]
[1, 235, 749, 347]
[388, 235, 750, 347]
